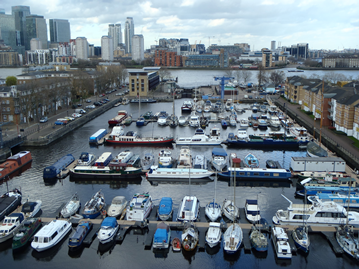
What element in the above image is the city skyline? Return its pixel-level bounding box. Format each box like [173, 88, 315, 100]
[1, 1, 359, 51]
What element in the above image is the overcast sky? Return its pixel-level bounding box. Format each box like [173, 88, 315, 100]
[3, 0, 359, 51]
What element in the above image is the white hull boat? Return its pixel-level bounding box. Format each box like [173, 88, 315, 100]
[126, 193, 153, 221]
[272, 226, 292, 259]
[177, 196, 200, 222]
[206, 222, 222, 248]
[107, 196, 127, 218]
[22, 200, 42, 218]
[146, 166, 213, 179]
[182, 223, 199, 251]
[222, 199, 239, 221]
[223, 223, 242, 254]
[245, 199, 260, 224]
[175, 128, 222, 146]
[61, 193, 81, 218]
[97, 217, 119, 244]
[0, 213, 24, 243]
[205, 200, 221, 222]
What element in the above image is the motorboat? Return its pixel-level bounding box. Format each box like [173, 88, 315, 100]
[223, 223, 243, 254]
[177, 146, 192, 168]
[272, 194, 359, 226]
[136, 116, 147, 126]
[245, 199, 261, 224]
[0, 188, 22, 222]
[146, 166, 214, 179]
[175, 127, 222, 146]
[143, 111, 153, 120]
[178, 115, 188, 126]
[205, 200, 221, 222]
[211, 147, 228, 171]
[77, 152, 96, 166]
[112, 150, 134, 164]
[177, 196, 200, 222]
[141, 152, 155, 170]
[97, 217, 119, 244]
[239, 118, 249, 128]
[249, 226, 268, 252]
[336, 225, 359, 260]
[222, 199, 239, 221]
[158, 149, 174, 168]
[108, 110, 128, 126]
[61, 193, 81, 218]
[292, 226, 310, 253]
[172, 237, 181, 251]
[123, 115, 132, 125]
[193, 154, 208, 169]
[205, 222, 222, 248]
[289, 127, 310, 143]
[31, 220, 72, 252]
[269, 116, 281, 129]
[168, 114, 179, 128]
[105, 131, 174, 146]
[258, 119, 268, 129]
[157, 197, 173, 221]
[12, 218, 41, 251]
[308, 193, 359, 209]
[181, 222, 199, 251]
[157, 115, 168, 126]
[107, 196, 127, 218]
[153, 222, 171, 249]
[225, 99, 233, 111]
[244, 153, 259, 168]
[82, 191, 106, 219]
[126, 193, 153, 221]
[0, 213, 25, 243]
[189, 115, 200, 128]
[268, 105, 278, 115]
[68, 220, 93, 251]
[21, 200, 42, 218]
[306, 141, 328, 157]
[181, 100, 192, 112]
[259, 104, 267, 113]
[221, 119, 228, 129]
[229, 115, 237, 127]
[271, 226, 292, 259]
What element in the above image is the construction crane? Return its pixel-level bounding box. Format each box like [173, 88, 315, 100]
[208, 36, 215, 47]
[214, 76, 234, 101]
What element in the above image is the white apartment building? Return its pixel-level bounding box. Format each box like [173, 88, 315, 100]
[132, 34, 144, 62]
[101, 36, 114, 61]
[75, 37, 88, 60]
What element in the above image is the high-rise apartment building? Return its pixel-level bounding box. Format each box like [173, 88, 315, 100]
[124, 17, 134, 54]
[132, 34, 144, 62]
[25, 15, 48, 50]
[75, 37, 88, 60]
[49, 19, 71, 43]
[30, 37, 41, 50]
[271, 41, 276, 51]
[108, 24, 122, 51]
[101, 36, 114, 61]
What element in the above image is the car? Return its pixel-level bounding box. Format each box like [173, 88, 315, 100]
[39, 116, 48, 123]
[77, 104, 82, 107]
[57, 118, 69, 124]
[86, 105, 95, 109]
[248, 95, 253, 99]
[64, 116, 75, 121]
[103, 98, 110, 102]
[99, 93, 105, 97]
[94, 102, 102, 106]
[116, 92, 123, 96]
[54, 121, 65, 125]
[86, 99, 91, 103]
[72, 113, 82, 118]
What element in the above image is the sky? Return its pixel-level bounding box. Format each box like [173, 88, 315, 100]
[3, 0, 359, 51]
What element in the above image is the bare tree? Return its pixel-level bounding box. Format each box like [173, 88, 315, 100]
[322, 72, 348, 84]
[309, 74, 320, 79]
[118, 65, 128, 86]
[224, 68, 233, 78]
[269, 70, 285, 86]
[241, 69, 252, 84]
[158, 67, 171, 81]
[257, 64, 269, 87]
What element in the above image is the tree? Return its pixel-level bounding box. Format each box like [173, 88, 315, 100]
[224, 68, 233, 78]
[234, 70, 242, 84]
[6, 76, 17, 86]
[257, 64, 269, 87]
[322, 72, 348, 84]
[158, 67, 171, 81]
[269, 70, 285, 86]
[241, 69, 252, 84]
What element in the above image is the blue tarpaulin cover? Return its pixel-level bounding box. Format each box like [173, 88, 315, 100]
[101, 217, 117, 228]
[212, 147, 227, 156]
[154, 228, 168, 243]
[158, 197, 172, 216]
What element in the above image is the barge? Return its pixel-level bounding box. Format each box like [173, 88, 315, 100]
[43, 154, 75, 180]
[89, 129, 108, 145]
[0, 151, 32, 181]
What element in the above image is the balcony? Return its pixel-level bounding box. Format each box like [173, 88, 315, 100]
[327, 115, 333, 120]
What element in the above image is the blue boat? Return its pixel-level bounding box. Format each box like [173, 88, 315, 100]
[307, 193, 359, 208]
[82, 191, 106, 219]
[219, 167, 291, 180]
[89, 129, 108, 145]
[68, 220, 93, 251]
[296, 184, 359, 197]
[157, 197, 173, 221]
[244, 153, 259, 168]
[136, 117, 147, 126]
[221, 119, 228, 129]
[43, 154, 75, 180]
[153, 222, 171, 249]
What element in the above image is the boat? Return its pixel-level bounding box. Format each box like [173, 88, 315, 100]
[259, 104, 267, 113]
[89, 128, 108, 145]
[122, 98, 129, 105]
[123, 115, 132, 125]
[239, 118, 249, 128]
[126, 193, 153, 221]
[219, 167, 292, 181]
[268, 105, 278, 115]
[0, 151, 32, 181]
[221, 119, 228, 129]
[0, 188, 22, 222]
[205, 200, 221, 222]
[143, 111, 153, 120]
[245, 199, 261, 224]
[223, 223, 243, 254]
[68, 220, 93, 251]
[271, 226, 292, 259]
[106, 126, 125, 141]
[130, 98, 156, 103]
[205, 222, 222, 248]
[105, 131, 174, 146]
[168, 115, 179, 128]
[266, 159, 280, 169]
[200, 116, 209, 128]
[95, 153, 113, 167]
[281, 119, 294, 131]
[308, 193, 359, 209]
[0, 212, 24, 243]
[12, 217, 41, 251]
[177, 196, 200, 222]
[297, 171, 349, 180]
[31, 219, 72, 252]
[112, 150, 133, 164]
[272, 194, 359, 226]
[61, 193, 81, 218]
[269, 116, 281, 129]
[189, 115, 200, 128]
[157, 114, 168, 126]
[136, 116, 147, 126]
[21, 200, 42, 218]
[181, 222, 199, 251]
[108, 110, 128, 126]
[43, 154, 75, 180]
[158, 150, 174, 168]
[222, 199, 239, 221]
[107, 196, 127, 218]
[175, 127, 222, 146]
[229, 115, 237, 127]
[141, 152, 155, 170]
[153, 222, 171, 249]
[177, 146, 192, 168]
[181, 100, 193, 113]
[306, 141, 328, 157]
[289, 127, 310, 143]
[211, 147, 228, 171]
[77, 152, 96, 166]
[146, 166, 213, 179]
[97, 217, 119, 244]
[157, 197, 173, 221]
[244, 153, 259, 168]
[225, 99, 233, 111]
[258, 119, 268, 129]
[249, 226, 268, 252]
[178, 115, 188, 126]
[172, 237, 181, 251]
[82, 191, 106, 219]
[292, 226, 310, 253]
[336, 225, 359, 260]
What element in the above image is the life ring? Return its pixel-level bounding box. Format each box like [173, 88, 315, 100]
[185, 244, 189, 250]
[101, 210, 107, 216]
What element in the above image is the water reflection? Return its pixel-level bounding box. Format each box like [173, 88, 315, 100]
[205, 243, 221, 255]
[0, 162, 32, 186]
[97, 240, 116, 256]
[153, 247, 170, 259]
[69, 177, 142, 188]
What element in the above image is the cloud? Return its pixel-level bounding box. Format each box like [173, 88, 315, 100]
[208, 19, 225, 27]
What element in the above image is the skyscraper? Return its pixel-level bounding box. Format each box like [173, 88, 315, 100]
[271, 41, 276, 51]
[132, 34, 144, 62]
[101, 36, 114, 61]
[49, 19, 71, 43]
[75, 37, 88, 60]
[124, 17, 134, 54]
[12, 6, 30, 47]
[108, 23, 122, 50]
[25, 15, 48, 50]
[0, 9, 16, 50]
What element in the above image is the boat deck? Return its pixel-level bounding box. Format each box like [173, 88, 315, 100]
[59, 161, 77, 178]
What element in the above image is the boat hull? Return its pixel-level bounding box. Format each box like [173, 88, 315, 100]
[69, 169, 143, 180]
[219, 168, 291, 181]
[105, 138, 173, 146]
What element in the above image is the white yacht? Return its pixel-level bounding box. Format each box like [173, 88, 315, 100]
[205, 200, 221, 222]
[0, 213, 25, 243]
[31, 220, 72, 252]
[222, 199, 239, 221]
[272, 194, 359, 226]
[272, 226, 292, 259]
[177, 146, 192, 168]
[211, 147, 228, 171]
[205, 222, 222, 248]
[189, 114, 200, 128]
[223, 223, 243, 254]
[177, 196, 200, 222]
[157, 115, 168, 126]
[175, 127, 222, 146]
[245, 199, 261, 224]
[158, 149, 174, 168]
[21, 200, 42, 218]
[97, 217, 119, 244]
[107, 196, 127, 218]
[269, 116, 281, 129]
[239, 118, 249, 128]
[126, 193, 153, 221]
[178, 115, 188, 126]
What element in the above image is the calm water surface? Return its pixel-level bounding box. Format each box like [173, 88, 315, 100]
[1, 99, 358, 269]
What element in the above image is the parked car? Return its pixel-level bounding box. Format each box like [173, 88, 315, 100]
[116, 92, 124, 96]
[64, 116, 75, 121]
[94, 102, 102, 106]
[103, 98, 110, 102]
[54, 121, 65, 125]
[86, 105, 95, 109]
[86, 99, 91, 103]
[72, 113, 82, 118]
[77, 104, 82, 107]
[57, 118, 68, 124]
[39, 116, 48, 123]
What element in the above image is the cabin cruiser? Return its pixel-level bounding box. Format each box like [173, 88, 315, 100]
[289, 127, 310, 143]
[189, 115, 200, 128]
[178, 116, 188, 126]
[97, 217, 119, 244]
[177, 196, 200, 222]
[225, 99, 233, 111]
[206, 222, 222, 248]
[0, 213, 24, 243]
[158, 150, 174, 168]
[181, 100, 193, 112]
[126, 193, 153, 221]
[177, 146, 192, 168]
[272, 226, 292, 259]
[258, 118, 268, 129]
[268, 105, 278, 115]
[107, 196, 127, 218]
[239, 118, 249, 128]
[112, 150, 134, 164]
[21, 200, 42, 218]
[77, 152, 96, 166]
[153, 222, 171, 249]
[157, 115, 168, 126]
[157, 197, 173, 221]
[61, 193, 81, 218]
[211, 147, 228, 171]
[175, 127, 222, 146]
[140, 152, 155, 170]
[193, 155, 208, 169]
[245, 199, 261, 224]
[269, 116, 281, 129]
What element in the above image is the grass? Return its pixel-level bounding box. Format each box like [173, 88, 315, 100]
[348, 136, 359, 148]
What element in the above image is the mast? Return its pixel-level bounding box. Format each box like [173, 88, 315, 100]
[319, 80, 324, 147]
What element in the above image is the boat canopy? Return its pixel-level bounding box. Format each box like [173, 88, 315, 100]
[8, 213, 24, 222]
[21, 202, 37, 213]
[159, 197, 173, 215]
[212, 148, 227, 156]
[101, 217, 117, 228]
[112, 196, 126, 204]
[154, 228, 169, 243]
[246, 199, 258, 205]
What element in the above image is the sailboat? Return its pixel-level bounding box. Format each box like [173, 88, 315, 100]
[205, 172, 221, 222]
[222, 160, 239, 221]
[292, 188, 310, 253]
[249, 196, 268, 252]
[136, 93, 147, 126]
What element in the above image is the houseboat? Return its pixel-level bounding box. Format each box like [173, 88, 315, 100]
[175, 127, 222, 146]
[105, 130, 174, 146]
[126, 193, 153, 221]
[94, 152, 113, 167]
[0, 212, 24, 243]
[0, 151, 32, 181]
[43, 154, 75, 180]
[89, 129, 108, 145]
[108, 110, 128, 126]
[219, 167, 292, 181]
[12, 218, 41, 251]
[146, 166, 213, 179]
[68, 220, 93, 251]
[0, 188, 22, 222]
[177, 196, 200, 222]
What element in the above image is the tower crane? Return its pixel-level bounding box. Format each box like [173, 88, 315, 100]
[214, 76, 234, 101]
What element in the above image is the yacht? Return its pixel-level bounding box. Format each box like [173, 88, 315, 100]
[336, 225, 359, 259]
[126, 193, 153, 221]
[158, 149, 174, 168]
[272, 194, 359, 226]
[223, 223, 243, 254]
[258, 118, 268, 129]
[222, 199, 239, 221]
[268, 105, 278, 115]
[0, 213, 25, 243]
[157, 115, 168, 126]
[269, 116, 281, 129]
[245, 199, 261, 224]
[205, 200, 221, 222]
[97, 217, 119, 244]
[272, 226, 292, 259]
[175, 127, 222, 146]
[211, 147, 228, 171]
[31, 220, 72, 252]
[107, 196, 127, 218]
[177, 196, 200, 222]
[177, 146, 192, 168]
[189, 115, 200, 128]
[205, 222, 222, 248]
